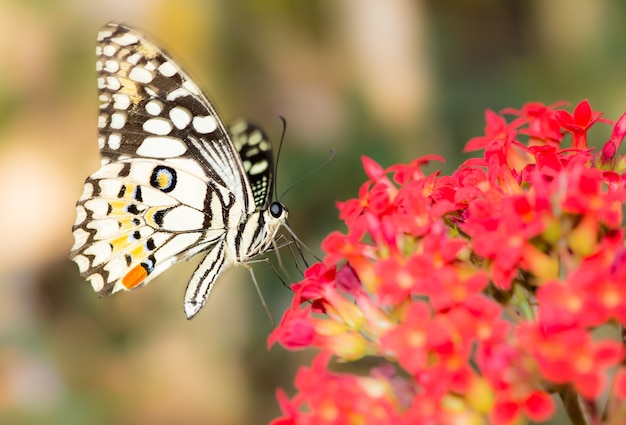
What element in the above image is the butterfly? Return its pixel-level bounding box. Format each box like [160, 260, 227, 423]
[69, 22, 288, 319]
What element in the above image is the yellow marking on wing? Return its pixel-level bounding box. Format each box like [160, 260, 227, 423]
[155, 171, 170, 189]
[117, 216, 139, 228]
[129, 244, 148, 261]
[110, 234, 133, 252]
[110, 235, 148, 257]
[118, 183, 136, 199]
[144, 206, 163, 228]
[109, 200, 128, 214]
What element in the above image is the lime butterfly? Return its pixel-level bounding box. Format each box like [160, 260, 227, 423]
[70, 22, 288, 319]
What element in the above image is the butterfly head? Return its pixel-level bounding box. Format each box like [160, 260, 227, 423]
[269, 201, 288, 220]
[256, 201, 288, 252]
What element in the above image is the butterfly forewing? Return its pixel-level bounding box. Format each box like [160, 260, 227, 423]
[95, 23, 253, 210]
[70, 22, 288, 317]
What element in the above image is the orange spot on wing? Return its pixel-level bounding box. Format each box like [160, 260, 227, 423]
[122, 265, 148, 289]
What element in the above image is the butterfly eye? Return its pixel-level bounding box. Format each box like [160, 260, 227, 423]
[270, 201, 284, 218]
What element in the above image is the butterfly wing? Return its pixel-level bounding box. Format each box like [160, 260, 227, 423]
[230, 119, 275, 209]
[70, 22, 256, 296]
[95, 22, 253, 208]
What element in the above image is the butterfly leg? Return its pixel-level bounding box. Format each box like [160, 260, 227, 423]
[240, 261, 274, 327]
[184, 240, 230, 319]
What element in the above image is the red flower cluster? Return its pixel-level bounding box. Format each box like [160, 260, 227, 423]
[268, 100, 626, 424]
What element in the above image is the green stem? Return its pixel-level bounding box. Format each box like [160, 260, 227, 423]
[561, 385, 597, 425]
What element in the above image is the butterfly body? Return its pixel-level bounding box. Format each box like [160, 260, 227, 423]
[70, 22, 287, 319]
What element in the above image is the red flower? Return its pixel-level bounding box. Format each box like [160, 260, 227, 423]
[502, 101, 565, 146]
[268, 304, 316, 350]
[269, 99, 626, 424]
[516, 324, 622, 399]
[465, 109, 521, 152]
[555, 99, 607, 149]
[270, 352, 401, 425]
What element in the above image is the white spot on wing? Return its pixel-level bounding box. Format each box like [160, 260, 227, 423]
[98, 114, 107, 129]
[143, 118, 173, 136]
[104, 60, 120, 73]
[108, 133, 121, 149]
[84, 240, 114, 267]
[167, 88, 190, 101]
[103, 256, 126, 282]
[72, 228, 89, 251]
[127, 53, 141, 65]
[129, 67, 154, 84]
[192, 116, 217, 134]
[84, 199, 110, 217]
[74, 205, 87, 225]
[249, 131, 263, 145]
[145, 100, 163, 116]
[112, 32, 139, 46]
[110, 112, 126, 129]
[80, 182, 94, 200]
[88, 274, 105, 292]
[170, 106, 191, 129]
[103, 45, 117, 57]
[259, 140, 270, 151]
[98, 179, 123, 198]
[97, 30, 113, 42]
[106, 76, 121, 90]
[248, 159, 269, 176]
[137, 136, 187, 158]
[87, 218, 120, 240]
[112, 93, 130, 110]
[72, 254, 90, 272]
[158, 61, 177, 77]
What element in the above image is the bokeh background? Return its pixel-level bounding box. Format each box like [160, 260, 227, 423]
[2, 1, 626, 424]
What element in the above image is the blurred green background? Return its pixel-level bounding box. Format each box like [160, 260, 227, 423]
[2, 1, 626, 424]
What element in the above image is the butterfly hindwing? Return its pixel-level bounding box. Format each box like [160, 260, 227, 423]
[71, 158, 230, 295]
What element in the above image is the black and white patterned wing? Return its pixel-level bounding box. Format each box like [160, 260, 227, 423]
[230, 120, 275, 209]
[95, 22, 254, 210]
[70, 22, 255, 297]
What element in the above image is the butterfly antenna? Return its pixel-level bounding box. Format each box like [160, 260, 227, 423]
[273, 116, 288, 202]
[279, 149, 336, 202]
